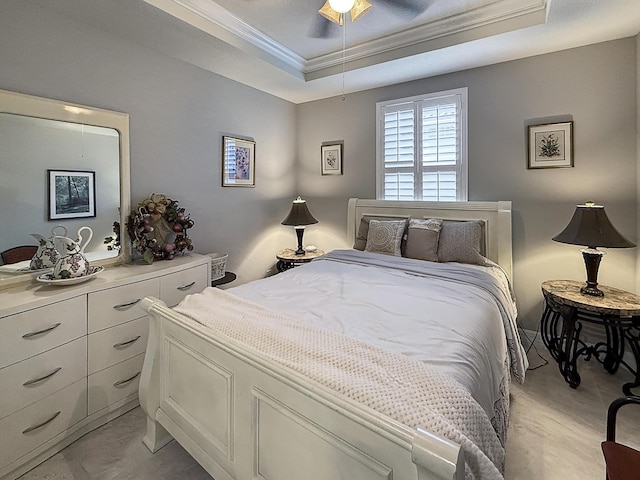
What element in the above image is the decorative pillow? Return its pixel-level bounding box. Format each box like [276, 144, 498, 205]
[354, 215, 409, 251]
[364, 220, 406, 256]
[404, 218, 442, 262]
[437, 220, 487, 265]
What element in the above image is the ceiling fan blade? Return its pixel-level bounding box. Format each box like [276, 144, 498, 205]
[377, 0, 431, 17]
[309, 14, 339, 38]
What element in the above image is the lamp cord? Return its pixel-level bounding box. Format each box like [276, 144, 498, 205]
[520, 325, 549, 371]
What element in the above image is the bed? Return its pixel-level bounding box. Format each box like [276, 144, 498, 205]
[138, 198, 527, 480]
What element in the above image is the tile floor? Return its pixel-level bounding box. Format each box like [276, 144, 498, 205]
[18, 344, 640, 480]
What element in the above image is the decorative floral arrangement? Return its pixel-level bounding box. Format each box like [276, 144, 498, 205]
[126, 193, 194, 264]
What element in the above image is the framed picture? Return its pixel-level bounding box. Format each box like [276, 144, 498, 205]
[222, 136, 255, 187]
[321, 143, 343, 175]
[48, 169, 96, 220]
[527, 121, 574, 169]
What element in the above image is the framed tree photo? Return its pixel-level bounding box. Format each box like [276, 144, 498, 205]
[48, 169, 96, 220]
[222, 136, 255, 187]
[527, 121, 573, 169]
[321, 143, 343, 175]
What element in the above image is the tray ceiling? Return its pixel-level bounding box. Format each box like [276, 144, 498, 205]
[34, 0, 640, 103]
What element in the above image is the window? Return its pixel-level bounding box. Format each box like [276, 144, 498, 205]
[376, 88, 468, 201]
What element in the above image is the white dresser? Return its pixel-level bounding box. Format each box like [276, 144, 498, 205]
[0, 254, 211, 480]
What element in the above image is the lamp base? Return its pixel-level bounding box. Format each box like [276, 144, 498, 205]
[294, 227, 306, 256]
[580, 284, 604, 297]
[580, 248, 605, 297]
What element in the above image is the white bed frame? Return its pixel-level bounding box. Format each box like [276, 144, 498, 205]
[139, 199, 513, 480]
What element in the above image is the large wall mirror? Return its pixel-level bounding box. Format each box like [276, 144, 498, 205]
[0, 89, 130, 289]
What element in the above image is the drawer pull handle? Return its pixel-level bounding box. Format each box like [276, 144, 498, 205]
[22, 411, 61, 434]
[113, 299, 141, 310]
[23, 367, 62, 386]
[22, 323, 62, 339]
[113, 336, 141, 349]
[113, 371, 141, 387]
[177, 281, 196, 291]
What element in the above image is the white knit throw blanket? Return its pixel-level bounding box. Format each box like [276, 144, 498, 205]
[175, 287, 505, 480]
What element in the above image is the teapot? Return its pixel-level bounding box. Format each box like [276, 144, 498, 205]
[52, 226, 93, 279]
[29, 225, 68, 270]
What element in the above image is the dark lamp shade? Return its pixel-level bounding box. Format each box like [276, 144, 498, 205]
[281, 197, 318, 227]
[552, 203, 635, 249]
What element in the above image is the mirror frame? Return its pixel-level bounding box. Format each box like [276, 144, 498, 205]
[0, 89, 131, 290]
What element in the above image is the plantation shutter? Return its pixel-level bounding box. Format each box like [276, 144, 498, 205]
[383, 104, 415, 200]
[377, 88, 467, 201]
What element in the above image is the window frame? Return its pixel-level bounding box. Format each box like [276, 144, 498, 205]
[375, 87, 468, 201]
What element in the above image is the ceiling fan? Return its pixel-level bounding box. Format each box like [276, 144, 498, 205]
[312, 0, 429, 38]
[319, 0, 372, 25]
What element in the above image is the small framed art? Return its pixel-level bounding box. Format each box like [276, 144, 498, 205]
[527, 121, 573, 169]
[222, 136, 255, 187]
[321, 143, 343, 175]
[48, 169, 96, 220]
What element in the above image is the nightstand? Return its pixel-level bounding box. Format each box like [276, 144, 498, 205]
[540, 280, 640, 394]
[276, 248, 325, 272]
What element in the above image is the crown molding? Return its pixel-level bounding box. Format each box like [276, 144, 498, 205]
[305, 0, 548, 77]
[143, 0, 306, 78]
[144, 0, 548, 81]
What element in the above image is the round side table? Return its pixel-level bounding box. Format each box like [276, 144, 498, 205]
[540, 279, 640, 394]
[211, 271, 236, 287]
[276, 248, 325, 272]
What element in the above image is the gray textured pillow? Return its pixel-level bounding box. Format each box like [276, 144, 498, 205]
[354, 215, 408, 251]
[437, 220, 487, 265]
[405, 218, 442, 262]
[364, 219, 406, 256]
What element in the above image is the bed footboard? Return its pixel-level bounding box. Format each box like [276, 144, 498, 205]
[139, 296, 464, 480]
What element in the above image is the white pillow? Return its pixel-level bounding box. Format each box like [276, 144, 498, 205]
[364, 219, 406, 257]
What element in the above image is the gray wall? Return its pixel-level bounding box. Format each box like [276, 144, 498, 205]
[0, 1, 298, 283]
[297, 38, 638, 331]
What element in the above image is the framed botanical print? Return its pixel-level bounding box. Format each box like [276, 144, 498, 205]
[48, 169, 96, 220]
[321, 143, 343, 175]
[527, 121, 574, 169]
[222, 136, 256, 187]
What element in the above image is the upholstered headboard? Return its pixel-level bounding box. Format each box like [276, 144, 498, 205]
[346, 198, 513, 281]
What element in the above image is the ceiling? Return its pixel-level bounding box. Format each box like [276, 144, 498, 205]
[36, 0, 640, 103]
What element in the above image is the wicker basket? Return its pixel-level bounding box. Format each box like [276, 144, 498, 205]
[207, 253, 228, 281]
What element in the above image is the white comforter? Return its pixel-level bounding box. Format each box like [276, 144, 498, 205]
[230, 249, 527, 427]
[177, 286, 506, 479]
[175, 249, 528, 479]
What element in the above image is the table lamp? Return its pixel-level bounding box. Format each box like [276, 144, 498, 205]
[552, 202, 635, 296]
[281, 196, 318, 255]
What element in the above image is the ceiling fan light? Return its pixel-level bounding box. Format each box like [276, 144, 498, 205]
[350, 0, 372, 21]
[328, 0, 356, 14]
[319, 1, 343, 25]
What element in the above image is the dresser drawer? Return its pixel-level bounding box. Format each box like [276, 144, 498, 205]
[0, 296, 87, 369]
[0, 337, 87, 419]
[88, 353, 145, 415]
[88, 317, 149, 374]
[88, 278, 159, 333]
[160, 264, 209, 307]
[0, 378, 86, 469]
